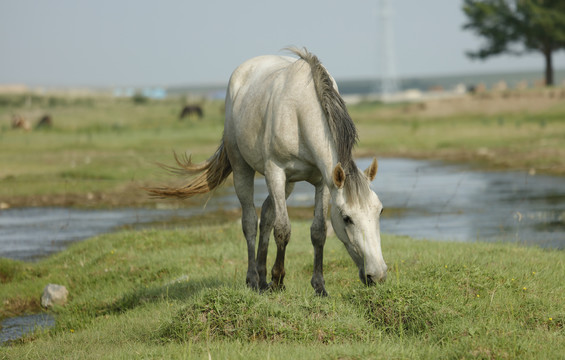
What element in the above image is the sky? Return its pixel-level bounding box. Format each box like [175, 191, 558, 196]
[1, 0, 563, 88]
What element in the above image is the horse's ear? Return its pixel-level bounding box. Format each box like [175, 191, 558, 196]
[332, 162, 346, 189]
[364, 157, 378, 181]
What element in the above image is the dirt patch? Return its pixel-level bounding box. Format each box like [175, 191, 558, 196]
[390, 89, 565, 118]
[1, 297, 41, 320]
[0, 184, 206, 209]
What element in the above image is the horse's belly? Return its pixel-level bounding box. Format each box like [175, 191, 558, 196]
[237, 134, 319, 183]
[284, 162, 321, 183]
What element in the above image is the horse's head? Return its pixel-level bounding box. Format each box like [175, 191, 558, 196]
[330, 158, 387, 285]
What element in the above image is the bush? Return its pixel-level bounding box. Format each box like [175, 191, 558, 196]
[132, 92, 149, 104]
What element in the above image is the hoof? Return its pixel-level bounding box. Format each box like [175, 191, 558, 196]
[263, 281, 286, 293]
[246, 278, 260, 291]
[258, 281, 270, 292]
[315, 288, 328, 297]
[246, 270, 261, 291]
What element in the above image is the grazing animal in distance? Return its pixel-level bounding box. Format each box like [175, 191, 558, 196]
[179, 105, 203, 119]
[36, 114, 53, 129]
[11, 114, 31, 131]
[147, 48, 386, 296]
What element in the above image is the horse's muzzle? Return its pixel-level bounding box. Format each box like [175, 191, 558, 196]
[362, 272, 387, 286]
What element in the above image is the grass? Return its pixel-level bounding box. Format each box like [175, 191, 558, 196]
[1, 219, 564, 359]
[0, 96, 228, 207]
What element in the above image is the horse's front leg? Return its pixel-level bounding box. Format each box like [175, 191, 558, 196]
[311, 183, 330, 296]
[258, 181, 295, 291]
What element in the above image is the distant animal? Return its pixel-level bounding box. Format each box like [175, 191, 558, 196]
[179, 105, 203, 119]
[11, 115, 31, 131]
[36, 114, 53, 129]
[146, 48, 387, 296]
[468, 83, 487, 94]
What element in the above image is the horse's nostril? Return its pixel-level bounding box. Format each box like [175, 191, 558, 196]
[366, 275, 376, 286]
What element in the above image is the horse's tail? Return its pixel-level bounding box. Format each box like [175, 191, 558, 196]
[144, 141, 232, 199]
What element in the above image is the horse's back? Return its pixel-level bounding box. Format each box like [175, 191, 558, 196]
[228, 55, 294, 97]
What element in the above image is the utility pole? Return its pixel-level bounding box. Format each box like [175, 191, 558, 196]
[378, 0, 399, 99]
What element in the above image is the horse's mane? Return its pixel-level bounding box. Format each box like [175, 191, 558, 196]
[287, 48, 357, 168]
[287, 47, 369, 201]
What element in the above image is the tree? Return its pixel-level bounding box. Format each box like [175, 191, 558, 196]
[462, 0, 565, 86]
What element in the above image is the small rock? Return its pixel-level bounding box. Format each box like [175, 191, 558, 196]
[477, 147, 490, 157]
[41, 284, 69, 308]
[0, 202, 10, 209]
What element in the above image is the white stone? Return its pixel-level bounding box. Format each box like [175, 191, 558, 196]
[41, 284, 69, 308]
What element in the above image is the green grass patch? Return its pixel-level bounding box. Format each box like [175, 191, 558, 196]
[1, 220, 563, 358]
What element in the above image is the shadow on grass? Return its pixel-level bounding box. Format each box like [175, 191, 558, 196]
[100, 276, 227, 315]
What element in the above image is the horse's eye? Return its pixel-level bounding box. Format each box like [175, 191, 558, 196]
[343, 215, 354, 225]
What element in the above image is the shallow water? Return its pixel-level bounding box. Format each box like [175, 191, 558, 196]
[0, 158, 564, 262]
[0, 207, 209, 260]
[368, 158, 565, 249]
[0, 313, 55, 345]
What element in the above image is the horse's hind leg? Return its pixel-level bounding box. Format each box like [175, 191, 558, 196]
[311, 183, 330, 296]
[257, 181, 294, 291]
[257, 196, 274, 291]
[232, 163, 259, 289]
[264, 167, 293, 291]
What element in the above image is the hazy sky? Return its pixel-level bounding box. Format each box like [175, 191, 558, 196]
[1, 0, 563, 87]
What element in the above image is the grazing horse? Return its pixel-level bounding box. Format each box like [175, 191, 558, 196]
[179, 105, 203, 119]
[36, 114, 53, 129]
[11, 115, 31, 131]
[147, 48, 386, 295]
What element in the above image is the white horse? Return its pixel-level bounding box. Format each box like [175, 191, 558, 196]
[147, 48, 387, 295]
